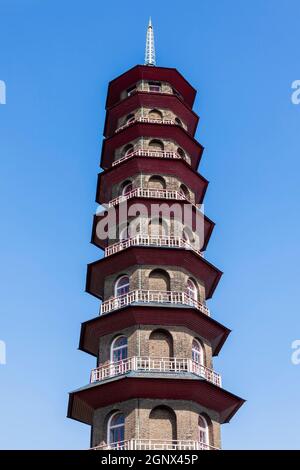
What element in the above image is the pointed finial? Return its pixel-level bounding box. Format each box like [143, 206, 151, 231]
[145, 17, 156, 66]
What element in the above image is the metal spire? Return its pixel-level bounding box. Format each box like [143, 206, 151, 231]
[144, 17, 156, 66]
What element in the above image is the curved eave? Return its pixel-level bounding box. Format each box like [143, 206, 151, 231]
[100, 122, 204, 171]
[91, 201, 215, 251]
[79, 305, 231, 357]
[96, 157, 208, 205]
[106, 65, 197, 109]
[104, 91, 199, 137]
[86, 246, 222, 300]
[68, 376, 245, 426]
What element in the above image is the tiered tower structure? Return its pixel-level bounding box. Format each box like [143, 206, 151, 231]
[68, 20, 244, 450]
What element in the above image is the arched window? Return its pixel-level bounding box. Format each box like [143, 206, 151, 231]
[108, 412, 125, 447]
[114, 275, 130, 297]
[182, 226, 194, 244]
[111, 336, 128, 362]
[126, 85, 136, 97]
[121, 180, 133, 195]
[177, 147, 186, 160]
[119, 225, 129, 240]
[122, 144, 134, 156]
[175, 117, 183, 127]
[198, 415, 209, 446]
[179, 184, 189, 199]
[186, 278, 198, 301]
[149, 139, 164, 151]
[172, 87, 182, 100]
[125, 113, 135, 124]
[192, 339, 204, 365]
[148, 109, 163, 120]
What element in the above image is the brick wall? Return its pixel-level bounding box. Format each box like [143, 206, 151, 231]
[92, 398, 221, 449]
[97, 325, 213, 369]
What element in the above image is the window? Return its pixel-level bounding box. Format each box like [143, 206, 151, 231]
[121, 181, 133, 195]
[125, 113, 135, 124]
[119, 225, 129, 240]
[177, 147, 186, 160]
[186, 278, 198, 301]
[114, 275, 130, 297]
[111, 336, 128, 362]
[172, 87, 182, 100]
[192, 339, 204, 365]
[127, 85, 136, 97]
[108, 412, 125, 447]
[122, 144, 134, 157]
[198, 415, 209, 446]
[182, 226, 194, 243]
[148, 81, 161, 93]
[179, 184, 189, 199]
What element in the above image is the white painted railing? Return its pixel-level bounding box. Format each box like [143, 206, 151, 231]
[105, 235, 203, 258]
[100, 289, 210, 316]
[108, 187, 192, 207]
[115, 117, 175, 133]
[92, 439, 219, 450]
[112, 148, 182, 167]
[90, 356, 222, 387]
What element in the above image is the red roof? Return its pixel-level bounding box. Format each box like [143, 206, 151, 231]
[68, 376, 245, 425]
[79, 305, 231, 357]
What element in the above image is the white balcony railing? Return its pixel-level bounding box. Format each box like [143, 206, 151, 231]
[105, 235, 203, 258]
[100, 289, 210, 316]
[112, 148, 183, 167]
[90, 356, 222, 387]
[115, 117, 175, 133]
[92, 439, 219, 450]
[108, 187, 192, 207]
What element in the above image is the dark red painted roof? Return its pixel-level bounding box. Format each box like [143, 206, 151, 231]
[104, 92, 199, 137]
[91, 201, 215, 252]
[68, 376, 245, 425]
[79, 305, 231, 357]
[96, 157, 208, 205]
[106, 65, 197, 109]
[100, 122, 204, 170]
[86, 246, 222, 300]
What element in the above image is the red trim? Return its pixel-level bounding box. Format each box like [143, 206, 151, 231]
[96, 157, 208, 205]
[106, 65, 197, 109]
[100, 122, 204, 170]
[86, 246, 222, 300]
[68, 376, 245, 425]
[79, 305, 231, 357]
[104, 92, 199, 137]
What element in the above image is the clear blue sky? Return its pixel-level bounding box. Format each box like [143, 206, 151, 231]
[0, 0, 300, 450]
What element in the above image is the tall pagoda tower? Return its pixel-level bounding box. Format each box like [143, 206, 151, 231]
[68, 20, 244, 450]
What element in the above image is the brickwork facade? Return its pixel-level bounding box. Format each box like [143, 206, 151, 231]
[92, 398, 221, 449]
[68, 63, 244, 451]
